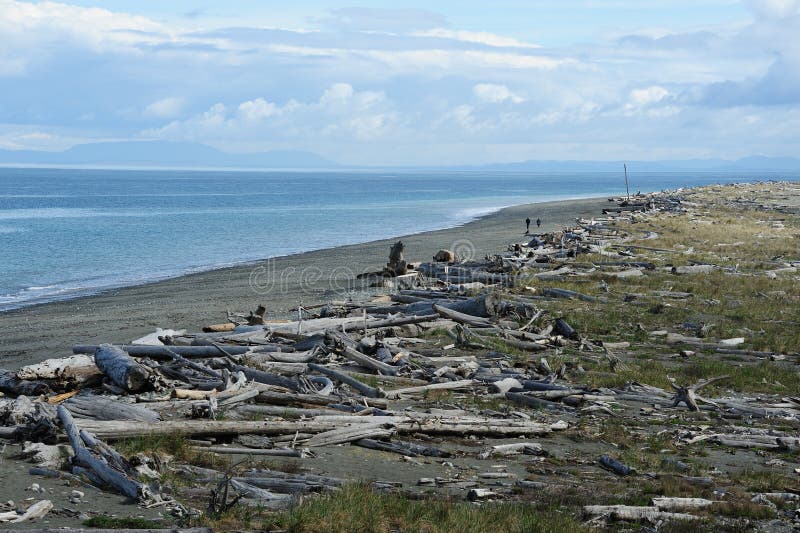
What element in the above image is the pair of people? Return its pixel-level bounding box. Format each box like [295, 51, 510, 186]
[525, 217, 541, 233]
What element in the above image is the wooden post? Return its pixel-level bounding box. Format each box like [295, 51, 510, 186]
[624, 163, 630, 202]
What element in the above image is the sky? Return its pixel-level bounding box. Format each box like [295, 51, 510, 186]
[0, 0, 799, 165]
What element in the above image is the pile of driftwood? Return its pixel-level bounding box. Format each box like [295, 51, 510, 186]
[1, 183, 798, 528]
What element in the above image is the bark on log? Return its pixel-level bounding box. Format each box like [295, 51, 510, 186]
[0, 370, 51, 397]
[93, 345, 153, 393]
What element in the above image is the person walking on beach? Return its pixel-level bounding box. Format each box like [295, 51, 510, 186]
[536, 217, 541, 229]
[525, 217, 531, 233]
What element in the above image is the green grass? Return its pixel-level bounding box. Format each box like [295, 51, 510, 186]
[83, 516, 163, 528]
[202, 483, 588, 533]
[115, 433, 189, 458]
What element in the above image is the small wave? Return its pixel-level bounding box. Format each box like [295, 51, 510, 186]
[451, 205, 509, 220]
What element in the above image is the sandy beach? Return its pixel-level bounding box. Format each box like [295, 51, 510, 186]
[0, 196, 609, 369]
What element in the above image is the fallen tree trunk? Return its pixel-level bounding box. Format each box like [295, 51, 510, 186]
[353, 438, 451, 457]
[0, 370, 51, 397]
[57, 405, 146, 500]
[16, 355, 102, 388]
[384, 380, 478, 399]
[307, 363, 384, 398]
[432, 304, 492, 327]
[255, 390, 388, 409]
[75, 417, 565, 440]
[200, 447, 304, 457]
[64, 395, 160, 422]
[336, 345, 398, 376]
[230, 364, 300, 392]
[93, 345, 153, 393]
[584, 505, 699, 522]
[306, 425, 394, 447]
[74, 344, 253, 358]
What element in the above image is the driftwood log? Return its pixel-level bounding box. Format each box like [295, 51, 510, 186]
[0, 370, 51, 397]
[93, 345, 153, 393]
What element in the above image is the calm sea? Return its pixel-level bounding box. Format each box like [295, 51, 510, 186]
[0, 167, 790, 310]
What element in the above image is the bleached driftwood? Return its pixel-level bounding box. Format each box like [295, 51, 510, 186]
[16, 354, 101, 387]
[584, 504, 699, 522]
[64, 395, 160, 422]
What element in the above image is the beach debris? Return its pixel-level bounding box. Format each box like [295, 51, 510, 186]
[2, 181, 799, 530]
[94, 344, 156, 393]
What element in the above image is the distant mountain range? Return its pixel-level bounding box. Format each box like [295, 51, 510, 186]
[1, 141, 799, 172]
[0, 141, 336, 169]
[470, 156, 800, 172]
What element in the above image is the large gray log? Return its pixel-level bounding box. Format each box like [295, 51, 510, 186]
[74, 344, 252, 357]
[404, 293, 502, 318]
[64, 395, 160, 422]
[200, 446, 304, 457]
[337, 345, 398, 376]
[305, 425, 394, 447]
[230, 364, 300, 391]
[236, 404, 362, 418]
[363, 313, 439, 329]
[432, 304, 492, 327]
[56, 405, 144, 500]
[307, 363, 384, 398]
[74, 417, 564, 440]
[255, 390, 388, 409]
[93, 345, 153, 392]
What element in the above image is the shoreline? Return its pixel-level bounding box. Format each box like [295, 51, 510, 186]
[0, 195, 609, 368]
[0, 193, 600, 313]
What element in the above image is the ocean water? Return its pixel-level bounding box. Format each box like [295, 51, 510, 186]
[0, 167, 790, 310]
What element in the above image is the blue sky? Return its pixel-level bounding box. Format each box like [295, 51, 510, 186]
[0, 0, 798, 165]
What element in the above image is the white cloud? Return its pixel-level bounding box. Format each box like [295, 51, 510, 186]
[320, 83, 355, 105]
[745, 0, 800, 18]
[2, 0, 799, 163]
[144, 97, 185, 118]
[144, 83, 397, 143]
[629, 86, 670, 106]
[473, 84, 524, 103]
[0, 0, 167, 50]
[237, 98, 278, 121]
[415, 29, 540, 48]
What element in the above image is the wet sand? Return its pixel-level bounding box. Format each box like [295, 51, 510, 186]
[0, 196, 610, 369]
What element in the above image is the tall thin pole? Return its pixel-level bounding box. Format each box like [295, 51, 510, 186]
[624, 163, 630, 202]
